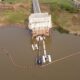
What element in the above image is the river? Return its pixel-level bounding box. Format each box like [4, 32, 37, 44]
[0, 26, 80, 80]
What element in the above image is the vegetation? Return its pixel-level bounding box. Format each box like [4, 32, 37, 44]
[54, 26, 69, 33]
[0, 0, 80, 32]
[39, 0, 80, 32]
[0, 0, 31, 24]
[1, 0, 30, 3]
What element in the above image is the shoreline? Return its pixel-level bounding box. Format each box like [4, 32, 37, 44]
[62, 27, 80, 36]
[0, 23, 26, 29]
[69, 30, 80, 36]
[0, 23, 80, 36]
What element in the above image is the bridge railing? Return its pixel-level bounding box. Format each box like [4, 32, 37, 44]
[32, 0, 41, 13]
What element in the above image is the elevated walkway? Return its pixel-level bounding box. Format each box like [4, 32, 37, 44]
[28, 0, 52, 37]
[32, 0, 41, 13]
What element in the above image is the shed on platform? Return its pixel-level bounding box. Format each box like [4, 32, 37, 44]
[28, 13, 52, 37]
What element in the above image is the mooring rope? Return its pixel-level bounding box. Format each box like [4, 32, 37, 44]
[0, 48, 80, 69]
[41, 51, 80, 68]
[8, 53, 26, 69]
[0, 48, 37, 70]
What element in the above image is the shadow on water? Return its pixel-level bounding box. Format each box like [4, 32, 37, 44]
[54, 26, 69, 34]
[0, 26, 80, 80]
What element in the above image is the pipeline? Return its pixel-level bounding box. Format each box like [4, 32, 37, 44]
[43, 38, 47, 57]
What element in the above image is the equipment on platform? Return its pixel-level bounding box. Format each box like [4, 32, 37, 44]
[36, 56, 43, 65]
[36, 54, 51, 65]
[35, 36, 52, 65]
[28, 13, 52, 37]
[42, 55, 52, 63]
[32, 44, 38, 51]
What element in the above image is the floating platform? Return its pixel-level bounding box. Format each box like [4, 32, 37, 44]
[28, 13, 52, 37]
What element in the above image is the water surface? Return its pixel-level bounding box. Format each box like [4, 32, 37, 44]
[0, 27, 80, 80]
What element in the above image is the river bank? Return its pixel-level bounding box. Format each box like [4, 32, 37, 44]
[40, 2, 80, 36]
[0, 23, 80, 36]
[0, 23, 26, 29]
[59, 27, 80, 36]
[0, 0, 80, 36]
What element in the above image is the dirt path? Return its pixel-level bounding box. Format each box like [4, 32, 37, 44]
[0, 23, 26, 29]
[0, 3, 31, 10]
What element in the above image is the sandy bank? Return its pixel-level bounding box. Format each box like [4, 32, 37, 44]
[0, 23, 26, 29]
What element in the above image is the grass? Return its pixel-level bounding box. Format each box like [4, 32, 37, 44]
[0, 9, 30, 24]
[6, 10, 27, 23]
[0, 0, 31, 24]
[40, 0, 73, 6]
[39, 0, 80, 32]
[2, 0, 31, 3]
[0, 0, 80, 32]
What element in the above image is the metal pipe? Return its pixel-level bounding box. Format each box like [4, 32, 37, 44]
[43, 37, 47, 57]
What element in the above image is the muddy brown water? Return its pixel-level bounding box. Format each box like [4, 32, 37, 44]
[0, 26, 80, 80]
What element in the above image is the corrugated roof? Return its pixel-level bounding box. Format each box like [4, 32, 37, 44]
[29, 13, 49, 18]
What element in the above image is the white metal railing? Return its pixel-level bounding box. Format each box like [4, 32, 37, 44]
[32, 0, 41, 13]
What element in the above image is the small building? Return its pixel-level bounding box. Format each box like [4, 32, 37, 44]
[72, 0, 80, 8]
[28, 13, 52, 37]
